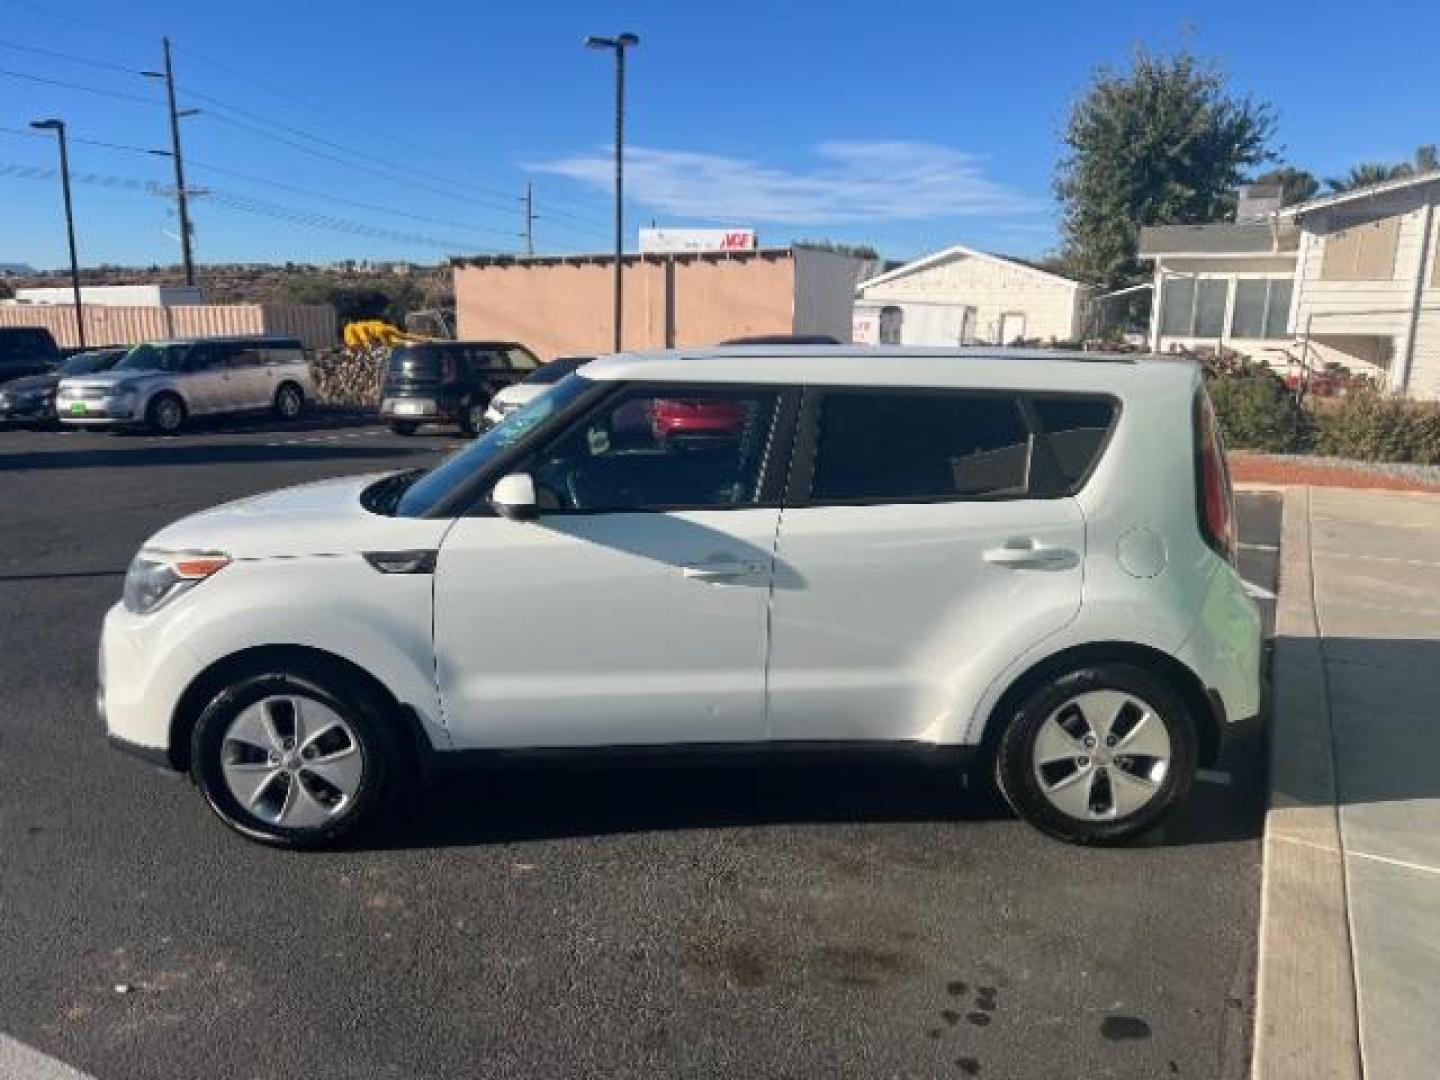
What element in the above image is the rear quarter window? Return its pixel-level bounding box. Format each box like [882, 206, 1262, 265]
[1029, 395, 1119, 493]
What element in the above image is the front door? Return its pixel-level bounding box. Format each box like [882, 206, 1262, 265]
[433, 382, 791, 749]
[767, 388, 1089, 743]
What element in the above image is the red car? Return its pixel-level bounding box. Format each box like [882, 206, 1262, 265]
[650, 397, 746, 442]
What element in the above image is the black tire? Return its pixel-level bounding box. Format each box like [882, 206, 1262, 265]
[189, 658, 406, 848]
[389, 420, 419, 436]
[994, 662, 1198, 845]
[273, 382, 304, 421]
[145, 393, 186, 435]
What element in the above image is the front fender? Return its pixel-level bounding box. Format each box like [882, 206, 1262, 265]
[165, 556, 445, 748]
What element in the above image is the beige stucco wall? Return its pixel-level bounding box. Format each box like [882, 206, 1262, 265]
[454, 253, 799, 360]
[858, 251, 1089, 342]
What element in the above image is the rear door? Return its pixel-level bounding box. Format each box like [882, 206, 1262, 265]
[766, 388, 1105, 743]
[227, 344, 269, 410]
[176, 343, 229, 413]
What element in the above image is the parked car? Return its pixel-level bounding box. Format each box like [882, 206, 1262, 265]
[99, 345, 1261, 848]
[379, 340, 539, 436]
[0, 347, 128, 426]
[0, 326, 62, 386]
[55, 336, 312, 434]
[482, 355, 590, 428]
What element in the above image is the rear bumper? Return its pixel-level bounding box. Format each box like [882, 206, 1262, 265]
[1176, 561, 1265, 743]
[379, 397, 455, 422]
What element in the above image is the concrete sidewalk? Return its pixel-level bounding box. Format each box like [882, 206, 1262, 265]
[1255, 486, 1440, 1079]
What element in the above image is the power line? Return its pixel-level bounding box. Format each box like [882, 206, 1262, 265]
[0, 36, 141, 74]
[0, 65, 163, 107]
[1, 125, 519, 239]
[0, 160, 503, 252]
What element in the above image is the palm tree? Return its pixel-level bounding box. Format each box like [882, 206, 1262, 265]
[1327, 145, 1438, 192]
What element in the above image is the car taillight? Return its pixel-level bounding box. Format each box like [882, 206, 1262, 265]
[1195, 390, 1236, 564]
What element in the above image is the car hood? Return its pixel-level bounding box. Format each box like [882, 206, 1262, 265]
[145, 473, 450, 559]
[1, 373, 59, 393]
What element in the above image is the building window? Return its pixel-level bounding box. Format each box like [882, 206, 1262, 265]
[1231, 279, 1293, 339]
[1321, 214, 1401, 281]
[1159, 277, 1230, 338]
[878, 305, 903, 345]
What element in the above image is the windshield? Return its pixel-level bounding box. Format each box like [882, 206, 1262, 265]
[395, 373, 594, 517]
[115, 343, 181, 372]
[59, 351, 121, 376]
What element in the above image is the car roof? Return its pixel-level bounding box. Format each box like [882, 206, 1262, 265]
[578, 345, 1198, 393]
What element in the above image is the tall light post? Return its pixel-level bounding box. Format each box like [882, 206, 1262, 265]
[585, 32, 639, 353]
[29, 118, 85, 350]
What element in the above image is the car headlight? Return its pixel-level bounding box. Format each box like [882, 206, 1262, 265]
[122, 550, 231, 615]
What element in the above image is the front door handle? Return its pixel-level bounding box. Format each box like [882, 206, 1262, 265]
[982, 542, 1076, 570]
[682, 559, 766, 581]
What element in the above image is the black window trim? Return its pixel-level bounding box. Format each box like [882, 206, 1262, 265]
[784, 385, 1122, 508]
[443, 379, 802, 519]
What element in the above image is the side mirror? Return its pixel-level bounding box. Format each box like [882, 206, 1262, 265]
[490, 472, 539, 521]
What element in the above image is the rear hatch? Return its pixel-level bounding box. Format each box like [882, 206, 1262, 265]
[384, 345, 448, 393]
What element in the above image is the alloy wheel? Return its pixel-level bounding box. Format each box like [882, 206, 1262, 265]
[1030, 689, 1172, 821]
[219, 694, 365, 830]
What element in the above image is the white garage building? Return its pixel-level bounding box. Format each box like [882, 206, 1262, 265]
[853, 244, 1096, 346]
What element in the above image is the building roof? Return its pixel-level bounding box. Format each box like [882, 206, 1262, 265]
[577, 344, 1202, 393]
[451, 247, 796, 268]
[1280, 171, 1440, 218]
[856, 244, 1090, 292]
[1137, 221, 1299, 258]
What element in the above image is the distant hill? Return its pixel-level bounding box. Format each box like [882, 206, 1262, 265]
[0, 262, 37, 276]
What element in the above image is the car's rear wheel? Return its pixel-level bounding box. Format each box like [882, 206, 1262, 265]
[273, 382, 304, 421]
[146, 393, 186, 435]
[190, 660, 405, 848]
[994, 662, 1197, 845]
[389, 420, 419, 436]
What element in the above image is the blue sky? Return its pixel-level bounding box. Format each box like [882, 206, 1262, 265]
[1, 0, 1436, 271]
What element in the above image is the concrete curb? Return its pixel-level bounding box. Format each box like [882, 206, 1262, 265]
[1251, 487, 1362, 1079]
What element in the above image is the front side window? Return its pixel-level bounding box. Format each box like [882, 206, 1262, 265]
[115, 343, 181, 372]
[528, 385, 779, 512]
[811, 392, 1031, 502]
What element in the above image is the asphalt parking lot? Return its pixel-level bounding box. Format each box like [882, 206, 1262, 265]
[0, 414, 1278, 1080]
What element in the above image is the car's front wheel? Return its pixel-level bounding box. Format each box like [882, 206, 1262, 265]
[145, 393, 186, 435]
[994, 662, 1197, 845]
[273, 382, 304, 421]
[189, 660, 405, 847]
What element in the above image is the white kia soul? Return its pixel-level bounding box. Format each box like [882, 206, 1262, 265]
[100, 347, 1262, 847]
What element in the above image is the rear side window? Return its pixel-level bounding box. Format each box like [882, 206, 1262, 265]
[1029, 396, 1118, 490]
[808, 390, 1119, 503]
[811, 392, 1032, 501]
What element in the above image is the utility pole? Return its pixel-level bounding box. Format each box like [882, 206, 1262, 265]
[520, 181, 536, 256]
[29, 119, 85, 349]
[143, 38, 198, 285]
[585, 32, 639, 353]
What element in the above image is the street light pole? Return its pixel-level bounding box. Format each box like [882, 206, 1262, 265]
[586, 32, 639, 353]
[30, 118, 85, 350]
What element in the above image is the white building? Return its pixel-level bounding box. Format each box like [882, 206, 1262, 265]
[11, 284, 204, 307]
[853, 245, 1096, 347]
[1140, 173, 1440, 397]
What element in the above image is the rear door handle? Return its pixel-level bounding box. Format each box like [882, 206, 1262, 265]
[982, 543, 1076, 569]
[682, 559, 766, 581]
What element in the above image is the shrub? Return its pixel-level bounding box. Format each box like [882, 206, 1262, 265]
[1310, 393, 1440, 464]
[1206, 369, 1305, 453]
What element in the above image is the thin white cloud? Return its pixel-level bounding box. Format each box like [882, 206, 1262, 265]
[530, 140, 1040, 224]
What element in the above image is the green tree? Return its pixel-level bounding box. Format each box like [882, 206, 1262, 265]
[792, 239, 880, 259]
[1055, 46, 1276, 287]
[1253, 166, 1321, 206]
[1327, 145, 1438, 192]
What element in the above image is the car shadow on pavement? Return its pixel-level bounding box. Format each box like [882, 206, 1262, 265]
[349, 740, 1267, 852]
[354, 758, 1012, 851]
[0, 443, 427, 471]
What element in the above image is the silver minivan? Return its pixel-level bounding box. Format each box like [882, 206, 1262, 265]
[56, 337, 314, 434]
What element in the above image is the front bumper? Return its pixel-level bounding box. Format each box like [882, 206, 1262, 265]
[97, 600, 201, 769]
[56, 395, 140, 425]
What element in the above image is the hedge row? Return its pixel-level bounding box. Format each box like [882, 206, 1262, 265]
[1208, 368, 1440, 465]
